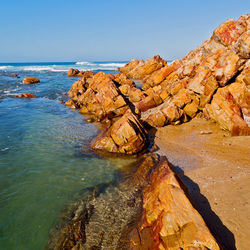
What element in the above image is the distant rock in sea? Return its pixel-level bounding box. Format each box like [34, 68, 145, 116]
[22, 77, 40, 84]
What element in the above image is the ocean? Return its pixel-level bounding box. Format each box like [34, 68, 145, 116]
[0, 61, 137, 249]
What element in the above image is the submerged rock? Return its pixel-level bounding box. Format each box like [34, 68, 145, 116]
[22, 77, 40, 84]
[15, 93, 36, 98]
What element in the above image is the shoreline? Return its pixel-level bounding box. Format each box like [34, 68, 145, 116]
[155, 118, 250, 249]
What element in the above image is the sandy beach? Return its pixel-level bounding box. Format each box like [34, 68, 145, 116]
[155, 118, 250, 249]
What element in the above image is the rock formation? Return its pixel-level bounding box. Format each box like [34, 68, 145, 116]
[118, 14, 250, 135]
[65, 14, 250, 155]
[129, 159, 219, 250]
[22, 77, 40, 84]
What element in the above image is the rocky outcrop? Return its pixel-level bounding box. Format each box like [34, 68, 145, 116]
[92, 109, 147, 154]
[118, 14, 250, 135]
[15, 93, 37, 98]
[22, 77, 40, 84]
[129, 159, 219, 250]
[65, 14, 249, 158]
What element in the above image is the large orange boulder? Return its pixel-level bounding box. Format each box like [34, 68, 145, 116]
[129, 159, 220, 250]
[92, 109, 147, 154]
[22, 77, 40, 84]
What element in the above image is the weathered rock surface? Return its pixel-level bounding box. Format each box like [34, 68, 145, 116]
[205, 62, 250, 135]
[22, 77, 40, 84]
[129, 159, 220, 250]
[92, 109, 147, 154]
[120, 55, 166, 79]
[15, 93, 36, 98]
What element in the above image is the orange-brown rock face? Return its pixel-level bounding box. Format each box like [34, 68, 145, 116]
[113, 72, 136, 87]
[117, 14, 250, 134]
[212, 14, 249, 48]
[67, 68, 80, 77]
[67, 68, 94, 78]
[67, 72, 129, 119]
[129, 159, 220, 250]
[142, 60, 182, 90]
[92, 109, 147, 154]
[15, 93, 36, 98]
[22, 77, 40, 84]
[120, 55, 166, 79]
[205, 64, 250, 136]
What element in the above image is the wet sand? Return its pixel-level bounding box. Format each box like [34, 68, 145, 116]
[155, 118, 250, 250]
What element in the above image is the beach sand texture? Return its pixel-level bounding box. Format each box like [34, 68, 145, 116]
[155, 118, 250, 249]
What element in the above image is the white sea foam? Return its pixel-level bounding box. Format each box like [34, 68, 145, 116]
[0, 66, 13, 70]
[76, 61, 94, 65]
[98, 63, 125, 67]
[22, 66, 54, 71]
[0, 147, 9, 152]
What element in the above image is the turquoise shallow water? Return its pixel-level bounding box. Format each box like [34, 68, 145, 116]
[0, 62, 136, 249]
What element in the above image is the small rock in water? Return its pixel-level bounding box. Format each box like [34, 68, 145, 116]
[15, 93, 37, 98]
[22, 77, 40, 84]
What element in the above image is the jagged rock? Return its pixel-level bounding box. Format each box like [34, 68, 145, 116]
[67, 72, 129, 119]
[142, 60, 182, 90]
[15, 93, 36, 98]
[67, 68, 80, 77]
[141, 101, 183, 127]
[120, 55, 166, 79]
[212, 14, 249, 48]
[113, 72, 135, 87]
[64, 99, 77, 109]
[92, 109, 147, 154]
[129, 159, 220, 250]
[232, 30, 250, 59]
[22, 77, 40, 84]
[205, 85, 250, 136]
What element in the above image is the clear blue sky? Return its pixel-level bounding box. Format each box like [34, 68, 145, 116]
[0, 0, 249, 62]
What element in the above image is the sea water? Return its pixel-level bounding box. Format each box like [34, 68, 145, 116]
[0, 62, 136, 249]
